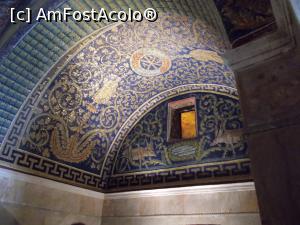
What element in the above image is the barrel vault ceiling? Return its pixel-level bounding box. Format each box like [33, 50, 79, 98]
[0, 0, 295, 192]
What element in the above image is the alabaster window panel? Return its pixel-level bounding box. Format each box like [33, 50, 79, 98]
[168, 97, 198, 141]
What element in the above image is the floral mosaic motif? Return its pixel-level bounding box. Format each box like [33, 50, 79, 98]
[114, 92, 247, 174]
[19, 14, 236, 175]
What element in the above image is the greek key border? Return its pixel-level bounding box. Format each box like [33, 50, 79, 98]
[106, 159, 251, 191]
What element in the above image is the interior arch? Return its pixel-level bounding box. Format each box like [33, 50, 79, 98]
[1, 1, 299, 224]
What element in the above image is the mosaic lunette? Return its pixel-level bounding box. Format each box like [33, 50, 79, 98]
[114, 92, 247, 174]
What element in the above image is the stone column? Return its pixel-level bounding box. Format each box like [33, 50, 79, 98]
[235, 50, 300, 225]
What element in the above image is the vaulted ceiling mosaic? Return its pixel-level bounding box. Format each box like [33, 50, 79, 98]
[0, 0, 283, 191]
[0, 13, 251, 191]
[0, 0, 279, 145]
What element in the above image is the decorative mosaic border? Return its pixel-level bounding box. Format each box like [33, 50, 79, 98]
[0, 148, 102, 190]
[0, 76, 103, 190]
[0, 16, 250, 191]
[106, 159, 251, 191]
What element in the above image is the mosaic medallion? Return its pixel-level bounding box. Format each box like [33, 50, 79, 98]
[130, 48, 172, 76]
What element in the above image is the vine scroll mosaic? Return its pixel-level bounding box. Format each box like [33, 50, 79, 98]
[0, 14, 250, 191]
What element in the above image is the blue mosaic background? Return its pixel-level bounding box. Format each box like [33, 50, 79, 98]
[8, 14, 232, 175]
[0, 9, 251, 191]
[0, 0, 225, 144]
[114, 92, 247, 174]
